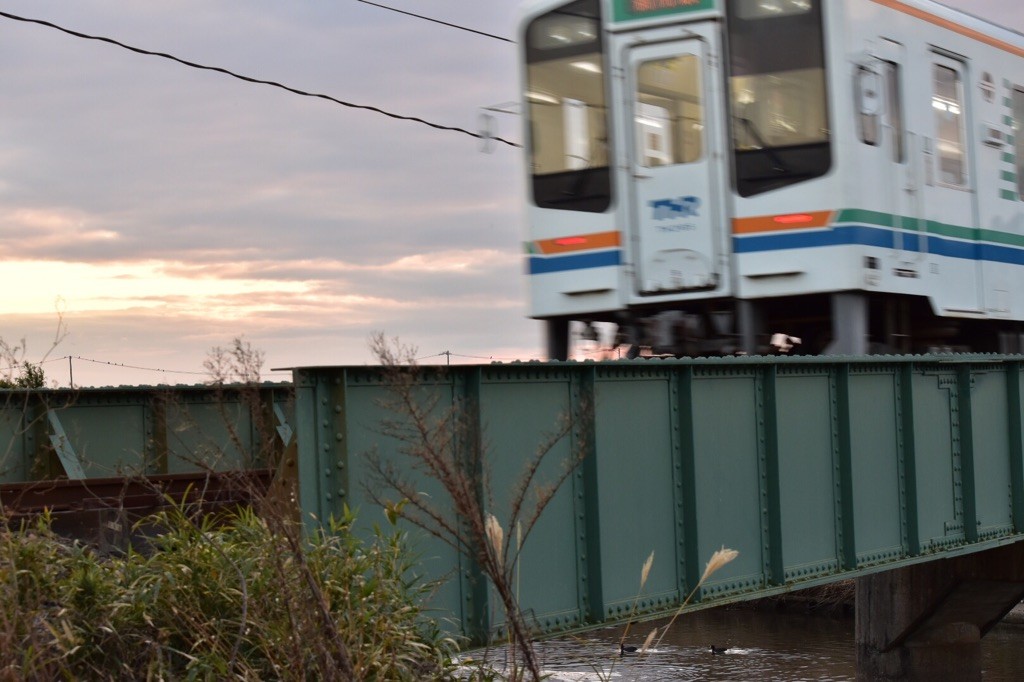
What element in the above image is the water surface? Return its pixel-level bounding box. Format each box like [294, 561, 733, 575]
[466, 607, 1024, 680]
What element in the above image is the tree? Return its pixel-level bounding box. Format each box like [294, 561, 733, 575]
[0, 361, 46, 389]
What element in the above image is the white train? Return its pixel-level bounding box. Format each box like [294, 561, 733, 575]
[518, 0, 1024, 357]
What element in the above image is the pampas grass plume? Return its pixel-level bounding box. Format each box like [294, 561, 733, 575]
[700, 546, 739, 584]
[640, 550, 655, 590]
[485, 513, 504, 571]
[639, 627, 657, 654]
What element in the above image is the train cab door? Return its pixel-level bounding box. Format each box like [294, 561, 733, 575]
[920, 52, 982, 314]
[626, 28, 730, 298]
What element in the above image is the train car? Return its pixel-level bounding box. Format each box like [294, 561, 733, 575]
[519, 0, 1024, 358]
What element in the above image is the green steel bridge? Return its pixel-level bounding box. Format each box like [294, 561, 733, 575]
[292, 355, 1024, 678]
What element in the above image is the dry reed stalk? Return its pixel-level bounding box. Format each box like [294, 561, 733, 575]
[639, 627, 657, 654]
[364, 333, 592, 681]
[617, 550, 655, 651]
[646, 546, 739, 654]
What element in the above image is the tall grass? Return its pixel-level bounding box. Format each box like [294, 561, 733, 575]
[0, 503, 460, 680]
[364, 334, 590, 681]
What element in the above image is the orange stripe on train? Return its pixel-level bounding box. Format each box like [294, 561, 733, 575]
[534, 230, 621, 254]
[732, 211, 835, 234]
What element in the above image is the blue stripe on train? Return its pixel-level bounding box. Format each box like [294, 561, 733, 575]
[733, 225, 1024, 264]
[527, 250, 622, 274]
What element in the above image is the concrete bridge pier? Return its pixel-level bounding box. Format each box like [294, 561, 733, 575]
[856, 543, 1024, 680]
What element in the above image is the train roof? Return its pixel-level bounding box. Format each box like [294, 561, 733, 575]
[925, 0, 1024, 44]
[518, 0, 1024, 49]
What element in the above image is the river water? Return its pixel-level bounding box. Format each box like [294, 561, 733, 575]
[464, 607, 1024, 680]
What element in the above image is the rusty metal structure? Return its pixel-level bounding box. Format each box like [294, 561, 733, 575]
[0, 383, 293, 540]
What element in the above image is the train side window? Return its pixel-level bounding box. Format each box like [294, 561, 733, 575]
[635, 55, 704, 167]
[1015, 88, 1024, 198]
[856, 65, 881, 147]
[932, 63, 967, 186]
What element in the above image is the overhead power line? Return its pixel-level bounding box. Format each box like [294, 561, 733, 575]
[70, 355, 208, 376]
[0, 9, 520, 148]
[414, 350, 533, 364]
[356, 0, 514, 43]
[30, 355, 288, 378]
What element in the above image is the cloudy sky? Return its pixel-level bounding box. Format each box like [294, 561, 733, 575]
[0, 1, 1021, 387]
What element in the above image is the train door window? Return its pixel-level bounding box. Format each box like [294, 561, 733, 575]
[635, 54, 703, 167]
[885, 61, 904, 163]
[858, 60, 903, 162]
[856, 65, 881, 146]
[1015, 88, 1024, 198]
[932, 63, 967, 186]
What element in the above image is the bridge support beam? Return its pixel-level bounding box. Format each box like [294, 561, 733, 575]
[856, 543, 1024, 680]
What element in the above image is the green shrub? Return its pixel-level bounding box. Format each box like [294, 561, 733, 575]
[0, 506, 460, 681]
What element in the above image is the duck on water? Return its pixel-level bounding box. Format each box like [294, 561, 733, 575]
[621, 642, 738, 656]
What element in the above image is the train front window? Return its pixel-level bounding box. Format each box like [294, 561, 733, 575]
[726, 0, 831, 196]
[525, 0, 610, 212]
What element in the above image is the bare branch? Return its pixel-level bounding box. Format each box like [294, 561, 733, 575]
[362, 333, 591, 681]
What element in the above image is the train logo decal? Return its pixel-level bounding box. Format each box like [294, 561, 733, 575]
[651, 196, 701, 220]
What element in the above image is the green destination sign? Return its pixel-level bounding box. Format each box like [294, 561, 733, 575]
[613, 0, 716, 22]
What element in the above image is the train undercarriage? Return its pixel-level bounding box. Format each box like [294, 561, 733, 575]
[546, 292, 1024, 360]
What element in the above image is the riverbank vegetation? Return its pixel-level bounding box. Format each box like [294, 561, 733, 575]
[0, 504, 460, 681]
